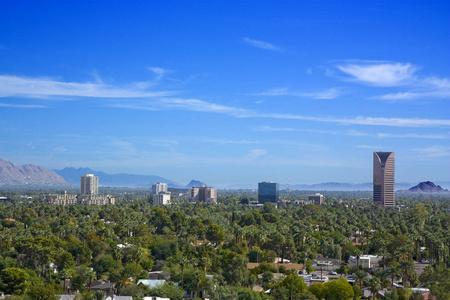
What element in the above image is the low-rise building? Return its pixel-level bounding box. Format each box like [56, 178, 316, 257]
[45, 191, 115, 205]
[349, 255, 382, 268]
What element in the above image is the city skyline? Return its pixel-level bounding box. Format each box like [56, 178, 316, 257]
[1, 1, 449, 186]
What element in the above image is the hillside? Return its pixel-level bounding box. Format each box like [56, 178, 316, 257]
[407, 181, 449, 193]
[54, 167, 180, 187]
[0, 158, 69, 187]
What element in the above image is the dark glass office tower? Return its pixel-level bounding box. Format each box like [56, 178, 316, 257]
[258, 181, 279, 203]
[373, 152, 395, 207]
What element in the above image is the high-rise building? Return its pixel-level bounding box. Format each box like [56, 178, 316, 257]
[258, 181, 279, 203]
[152, 182, 168, 194]
[373, 152, 395, 207]
[81, 174, 99, 195]
[188, 185, 217, 203]
[153, 193, 171, 205]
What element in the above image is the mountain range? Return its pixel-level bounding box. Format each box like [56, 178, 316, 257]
[54, 167, 180, 187]
[1, 158, 449, 191]
[0, 158, 69, 186]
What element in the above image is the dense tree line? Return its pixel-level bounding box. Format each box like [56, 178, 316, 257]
[0, 191, 449, 300]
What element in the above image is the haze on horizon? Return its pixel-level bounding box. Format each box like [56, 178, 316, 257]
[1, 1, 449, 186]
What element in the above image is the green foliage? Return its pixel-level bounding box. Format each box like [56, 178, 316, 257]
[0, 267, 30, 295]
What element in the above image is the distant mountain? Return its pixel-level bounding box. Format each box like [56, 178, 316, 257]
[54, 167, 179, 187]
[222, 182, 416, 191]
[0, 158, 69, 187]
[186, 180, 207, 188]
[406, 181, 449, 193]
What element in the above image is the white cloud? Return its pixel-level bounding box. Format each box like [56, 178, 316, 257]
[148, 67, 173, 80]
[376, 133, 446, 139]
[0, 75, 175, 99]
[243, 38, 280, 51]
[111, 97, 253, 116]
[263, 113, 450, 128]
[376, 77, 450, 100]
[243, 149, 268, 161]
[0, 103, 48, 108]
[254, 88, 341, 99]
[253, 125, 297, 132]
[414, 146, 450, 157]
[336, 62, 416, 86]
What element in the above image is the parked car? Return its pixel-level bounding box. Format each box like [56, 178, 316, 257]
[328, 271, 337, 275]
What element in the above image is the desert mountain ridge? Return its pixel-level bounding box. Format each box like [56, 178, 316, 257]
[0, 158, 69, 187]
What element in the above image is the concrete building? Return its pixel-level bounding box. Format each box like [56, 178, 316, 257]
[188, 185, 217, 203]
[258, 182, 279, 203]
[153, 193, 171, 205]
[309, 193, 323, 205]
[152, 182, 168, 194]
[349, 255, 382, 268]
[45, 191, 115, 205]
[373, 152, 395, 207]
[81, 174, 98, 195]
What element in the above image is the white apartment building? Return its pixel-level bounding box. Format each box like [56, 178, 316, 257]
[152, 182, 168, 194]
[153, 193, 171, 205]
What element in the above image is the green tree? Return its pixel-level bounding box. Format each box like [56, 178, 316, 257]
[206, 224, 225, 245]
[419, 265, 450, 300]
[0, 267, 30, 295]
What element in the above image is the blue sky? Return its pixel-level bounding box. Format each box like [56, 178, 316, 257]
[1, 1, 449, 187]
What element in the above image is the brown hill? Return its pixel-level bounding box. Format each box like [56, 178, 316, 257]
[407, 181, 448, 193]
[0, 158, 69, 186]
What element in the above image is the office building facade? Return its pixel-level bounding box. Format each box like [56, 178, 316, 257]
[308, 193, 323, 205]
[188, 185, 217, 203]
[373, 152, 395, 207]
[81, 174, 98, 195]
[258, 182, 279, 203]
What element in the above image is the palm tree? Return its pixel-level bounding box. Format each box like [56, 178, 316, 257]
[86, 268, 96, 291]
[132, 247, 144, 282]
[61, 268, 74, 294]
[399, 260, 415, 287]
[355, 269, 368, 290]
[368, 277, 382, 300]
[112, 246, 123, 269]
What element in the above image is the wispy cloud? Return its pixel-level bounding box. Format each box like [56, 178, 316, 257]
[111, 98, 253, 116]
[376, 77, 450, 100]
[148, 67, 173, 80]
[336, 61, 416, 86]
[376, 133, 446, 139]
[254, 88, 341, 99]
[0, 75, 175, 99]
[262, 113, 450, 128]
[0, 103, 48, 108]
[243, 149, 268, 161]
[334, 60, 450, 101]
[243, 38, 280, 51]
[414, 146, 450, 157]
[113, 96, 450, 128]
[253, 125, 297, 132]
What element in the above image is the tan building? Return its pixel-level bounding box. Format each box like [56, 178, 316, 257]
[373, 152, 395, 207]
[308, 193, 323, 205]
[81, 174, 99, 195]
[188, 185, 217, 203]
[45, 191, 115, 205]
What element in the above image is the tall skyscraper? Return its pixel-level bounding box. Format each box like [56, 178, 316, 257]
[258, 181, 279, 203]
[373, 152, 395, 207]
[152, 182, 168, 194]
[80, 174, 99, 195]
